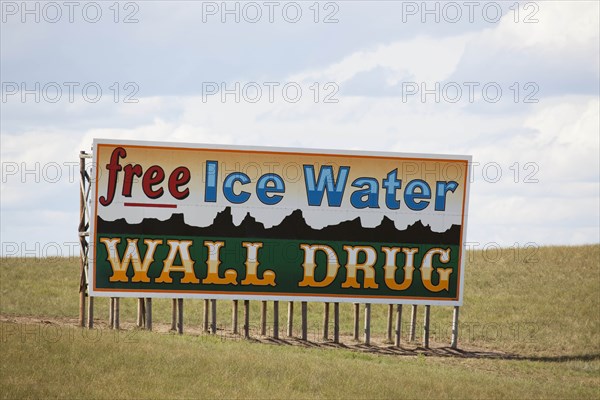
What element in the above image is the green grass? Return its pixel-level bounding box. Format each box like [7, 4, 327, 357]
[1, 322, 598, 399]
[1, 245, 599, 399]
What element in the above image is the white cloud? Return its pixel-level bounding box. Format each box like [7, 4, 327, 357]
[484, 2, 599, 50]
[449, 2, 599, 97]
[290, 34, 470, 86]
[2, 1, 599, 252]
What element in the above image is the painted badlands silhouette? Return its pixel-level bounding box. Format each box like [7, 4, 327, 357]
[97, 207, 460, 245]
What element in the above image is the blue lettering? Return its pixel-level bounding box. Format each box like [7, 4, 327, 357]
[223, 173, 251, 204]
[350, 177, 380, 209]
[382, 169, 401, 210]
[404, 179, 431, 211]
[256, 174, 285, 205]
[303, 165, 350, 207]
[435, 181, 458, 211]
[204, 161, 218, 203]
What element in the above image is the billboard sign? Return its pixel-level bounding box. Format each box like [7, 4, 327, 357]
[89, 139, 471, 305]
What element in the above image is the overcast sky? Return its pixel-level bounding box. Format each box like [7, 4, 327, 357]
[1, 0, 599, 257]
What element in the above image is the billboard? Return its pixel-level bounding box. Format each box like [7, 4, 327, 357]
[89, 139, 471, 305]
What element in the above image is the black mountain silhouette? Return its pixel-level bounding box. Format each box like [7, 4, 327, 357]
[97, 207, 461, 245]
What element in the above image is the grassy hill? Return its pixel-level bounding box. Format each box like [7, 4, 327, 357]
[1, 244, 599, 398]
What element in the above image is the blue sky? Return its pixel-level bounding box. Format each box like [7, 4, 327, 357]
[1, 1, 599, 257]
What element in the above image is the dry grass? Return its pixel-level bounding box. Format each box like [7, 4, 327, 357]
[1, 244, 599, 399]
[1, 321, 598, 400]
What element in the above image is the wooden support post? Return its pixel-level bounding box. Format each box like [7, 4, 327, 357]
[273, 301, 279, 339]
[451, 306, 460, 349]
[136, 298, 144, 327]
[260, 301, 267, 336]
[243, 300, 250, 339]
[114, 298, 120, 330]
[353, 303, 360, 341]
[203, 299, 209, 333]
[394, 304, 403, 347]
[145, 298, 152, 331]
[171, 298, 177, 331]
[333, 303, 340, 344]
[423, 305, 430, 348]
[210, 299, 217, 334]
[177, 298, 184, 334]
[114, 297, 121, 329]
[364, 303, 371, 345]
[322, 303, 330, 341]
[409, 305, 417, 342]
[87, 296, 94, 329]
[287, 302, 294, 337]
[79, 273, 86, 327]
[301, 301, 308, 341]
[78, 151, 86, 328]
[386, 304, 394, 343]
[109, 298, 114, 329]
[232, 300, 239, 334]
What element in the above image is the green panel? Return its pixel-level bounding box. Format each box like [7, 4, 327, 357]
[94, 234, 460, 300]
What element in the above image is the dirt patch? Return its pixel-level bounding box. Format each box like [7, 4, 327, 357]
[0, 313, 517, 360]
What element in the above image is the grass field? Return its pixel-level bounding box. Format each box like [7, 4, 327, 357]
[1, 244, 599, 399]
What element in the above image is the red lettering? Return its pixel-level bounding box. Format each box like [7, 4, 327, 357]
[169, 167, 191, 200]
[99, 147, 126, 206]
[142, 165, 165, 199]
[99, 147, 190, 204]
[122, 164, 143, 197]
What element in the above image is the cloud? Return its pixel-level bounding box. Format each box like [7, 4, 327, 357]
[448, 1, 600, 97]
[1, 1, 599, 252]
[290, 34, 469, 86]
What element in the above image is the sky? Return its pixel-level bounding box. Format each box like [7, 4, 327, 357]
[1, 0, 599, 257]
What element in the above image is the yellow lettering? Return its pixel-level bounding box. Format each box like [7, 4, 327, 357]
[341, 245, 378, 289]
[156, 240, 199, 284]
[382, 247, 417, 291]
[99, 237, 162, 283]
[202, 241, 238, 285]
[420, 247, 452, 292]
[298, 244, 340, 287]
[240, 242, 275, 286]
